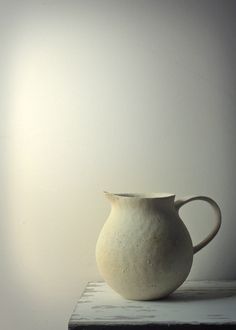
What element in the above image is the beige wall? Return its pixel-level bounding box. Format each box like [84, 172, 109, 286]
[1, 1, 236, 329]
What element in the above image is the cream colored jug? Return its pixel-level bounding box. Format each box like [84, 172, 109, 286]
[96, 192, 221, 300]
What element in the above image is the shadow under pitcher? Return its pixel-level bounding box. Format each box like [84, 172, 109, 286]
[96, 192, 221, 300]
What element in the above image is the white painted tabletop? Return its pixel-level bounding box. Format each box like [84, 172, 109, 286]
[69, 281, 236, 329]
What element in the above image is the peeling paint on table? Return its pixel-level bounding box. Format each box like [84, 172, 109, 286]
[69, 281, 236, 329]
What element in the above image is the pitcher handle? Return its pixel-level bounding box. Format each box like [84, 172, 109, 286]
[175, 196, 222, 254]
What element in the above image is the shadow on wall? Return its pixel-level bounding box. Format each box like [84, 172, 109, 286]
[210, 0, 236, 279]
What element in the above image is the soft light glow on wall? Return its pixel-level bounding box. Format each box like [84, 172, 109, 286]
[1, 1, 236, 330]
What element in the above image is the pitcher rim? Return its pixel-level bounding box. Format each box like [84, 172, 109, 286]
[103, 191, 175, 199]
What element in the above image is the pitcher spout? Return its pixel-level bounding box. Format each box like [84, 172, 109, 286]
[103, 191, 115, 202]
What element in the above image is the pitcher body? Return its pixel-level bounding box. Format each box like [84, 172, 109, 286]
[96, 192, 221, 300]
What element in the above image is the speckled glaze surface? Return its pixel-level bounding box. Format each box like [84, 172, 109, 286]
[96, 192, 221, 300]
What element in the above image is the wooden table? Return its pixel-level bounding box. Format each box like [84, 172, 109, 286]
[68, 281, 236, 329]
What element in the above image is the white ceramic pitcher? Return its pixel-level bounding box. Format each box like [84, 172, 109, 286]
[96, 192, 221, 300]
